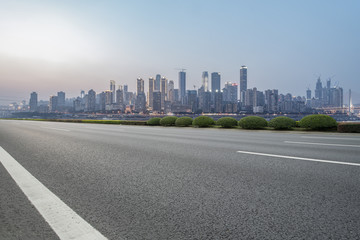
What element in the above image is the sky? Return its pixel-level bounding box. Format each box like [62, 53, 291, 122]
[0, 0, 360, 104]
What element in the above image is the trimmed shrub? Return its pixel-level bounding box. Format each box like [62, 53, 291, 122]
[337, 122, 360, 133]
[238, 116, 268, 129]
[295, 121, 300, 128]
[299, 114, 337, 130]
[175, 117, 193, 127]
[160, 116, 178, 126]
[217, 117, 238, 128]
[147, 117, 161, 126]
[118, 120, 147, 125]
[269, 117, 296, 130]
[192, 116, 215, 128]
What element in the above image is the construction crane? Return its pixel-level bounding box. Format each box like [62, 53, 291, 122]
[174, 68, 187, 72]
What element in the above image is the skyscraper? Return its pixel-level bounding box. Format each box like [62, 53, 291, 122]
[179, 71, 186, 104]
[105, 90, 113, 105]
[161, 77, 168, 108]
[155, 74, 161, 91]
[223, 82, 238, 102]
[110, 80, 116, 102]
[240, 66, 247, 103]
[29, 92, 38, 112]
[116, 86, 124, 105]
[186, 90, 198, 112]
[136, 78, 146, 112]
[49, 96, 58, 112]
[306, 89, 311, 100]
[124, 85, 129, 105]
[148, 77, 154, 108]
[315, 77, 323, 99]
[86, 89, 96, 112]
[153, 91, 162, 112]
[265, 89, 279, 113]
[214, 90, 223, 113]
[168, 80, 175, 103]
[137, 78, 144, 95]
[202, 71, 209, 91]
[211, 72, 221, 93]
[57, 91, 65, 107]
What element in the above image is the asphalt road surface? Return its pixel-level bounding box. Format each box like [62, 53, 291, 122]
[1, 119, 360, 239]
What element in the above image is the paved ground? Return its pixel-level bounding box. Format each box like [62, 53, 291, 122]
[0, 119, 359, 239]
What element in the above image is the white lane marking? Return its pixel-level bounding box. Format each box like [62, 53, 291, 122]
[284, 141, 360, 148]
[236, 150, 360, 167]
[301, 136, 360, 141]
[41, 127, 70, 132]
[0, 147, 108, 240]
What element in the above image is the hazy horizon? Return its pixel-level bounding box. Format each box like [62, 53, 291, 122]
[1, 0, 360, 104]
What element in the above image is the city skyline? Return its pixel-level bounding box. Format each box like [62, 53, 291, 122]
[14, 70, 346, 117]
[1, 0, 360, 104]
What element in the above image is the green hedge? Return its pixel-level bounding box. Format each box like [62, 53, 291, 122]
[337, 122, 360, 133]
[175, 117, 193, 127]
[192, 116, 215, 128]
[299, 114, 337, 130]
[147, 117, 161, 126]
[238, 116, 268, 129]
[216, 117, 238, 128]
[269, 117, 296, 130]
[160, 116, 178, 126]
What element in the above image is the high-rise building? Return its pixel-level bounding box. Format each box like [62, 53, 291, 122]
[99, 92, 106, 111]
[167, 80, 175, 103]
[86, 89, 96, 112]
[137, 78, 144, 95]
[306, 89, 311, 100]
[105, 90, 113, 105]
[153, 91, 162, 112]
[57, 91, 65, 107]
[244, 89, 254, 107]
[73, 97, 82, 112]
[155, 74, 161, 91]
[329, 87, 343, 107]
[349, 89, 352, 113]
[148, 77, 154, 108]
[135, 93, 146, 112]
[110, 80, 116, 102]
[265, 89, 279, 113]
[186, 90, 198, 113]
[223, 82, 238, 102]
[214, 90, 223, 113]
[123, 85, 129, 105]
[135, 78, 146, 112]
[179, 71, 186, 104]
[49, 96, 58, 112]
[29, 92, 38, 112]
[315, 77, 323, 99]
[202, 71, 209, 91]
[240, 66, 247, 102]
[173, 89, 180, 103]
[200, 91, 211, 113]
[253, 88, 265, 108]
[116, 86, 124, 105]
[161, 77, 168, 108]
[211, 72, 221, 93]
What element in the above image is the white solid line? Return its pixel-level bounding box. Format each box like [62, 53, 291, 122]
[0, 147, 108, 240]
[301, 136, 360, 141]
[284, 141, 360, 148]
[41, 127, 70, 132]
[236, 150, 360, 167]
